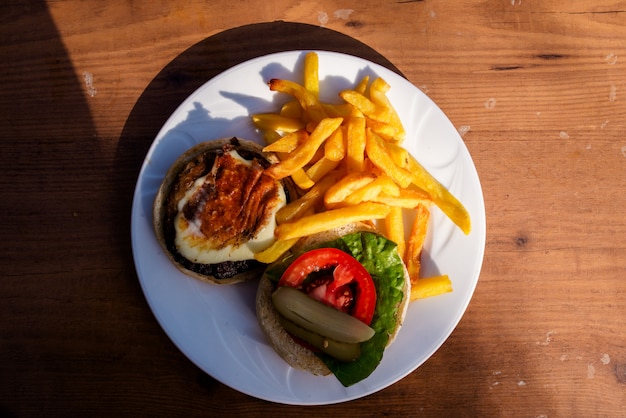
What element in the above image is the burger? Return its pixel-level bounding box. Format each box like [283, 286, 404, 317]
[256, 222, 411, 387]
[153, 137, 297, 284]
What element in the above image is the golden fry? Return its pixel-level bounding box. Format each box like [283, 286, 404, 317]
[372, 174, 401, 196]
[252, 113, 306, 133]
[366, 118, 402, 142]
[355, 75, 370, 95]
[280, 101, 303, 118]
[306, 156, 341, 183]
[321, 103, 354, 118]
[265, 117, 343, 179]
[365, 129, 413, 188]
[262, 130, 307, 153]
[386, 141, 409, 168]
[369, 77, 390, 94]
[346, 116, 367, 172]
[290, 168, 315, 190]
[372, 188, 431, 209]
[324, 126, 345, 162]
[304, 52, 319, 99]
[339, 89, 389, 123]
[308, 141, 327, 166]
[276, 171, 343, 224]
[275, 202, 391, 241]
[305, 120, 318, 133]
[406, 154, 471, 235]
[269, 78, 328, 123]
[384, 206, 405, 261]
[410, 275, 453, 301]
[262, 130, 282, 145]
[369, 77, 405, 141]
[406, 203, 430, 281]
[324, 172, 376, 208]
[254, 237, 300, 264]
[344, 174, 400, 206]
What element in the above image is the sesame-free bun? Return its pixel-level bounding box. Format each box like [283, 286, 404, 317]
[255, 222, 411, 375]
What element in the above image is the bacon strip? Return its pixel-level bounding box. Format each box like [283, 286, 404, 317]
[184, 152, 281, 249]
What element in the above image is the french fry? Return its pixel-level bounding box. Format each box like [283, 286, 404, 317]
[406, 154, 471, 235]
[276, 170, 343, 224]
[366, 118, 402, 142]
[275, 202, 391, 240]
[305, 120, 318, 133]
[346, 116, 367, 172]
[324, 126, 345, 162]
[344, 174, 400, 206]
[304, 52, 319, 99]
[369, 77, 405, 141]
[384, 206, 406, 260]
[406, 203, 430, 281]
[339, 89, 390, 124]
[365, 129, 413, 188]
[254, 237, 300, 264]
[324, 172, 376, 208]
[280, 100, 303, 118]
[276, 197, 312, 225]
[355, 75, 370, 95]
[410, 275, 453, 301]
[322, 103, 356, 118]
[262, 130, 282, 145]
[369, 76, 390, 94]
[306, 156, 341, 183]
[290, 168, 315, 190]
[265, 117, 343, 180]
[308, 141, 327, 166]
[373, 173, 401, 196]
[252, 113, 306, 133]
[269, 78, 328, 124]
[372, 188, 431, 209]
[262, 130, 307, 153]
[386, 141, 409, 168]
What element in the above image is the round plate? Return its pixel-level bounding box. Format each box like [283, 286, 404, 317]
[131, 50, 486, 405]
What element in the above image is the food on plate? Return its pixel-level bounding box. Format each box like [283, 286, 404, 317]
[153, 137, 297, 284]
[256, 222, 410, 386]
[410, 274, 453, 301]
[252, 51, 471, 300]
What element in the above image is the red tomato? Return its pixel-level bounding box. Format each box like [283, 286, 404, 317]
[278, 248, 377, 325]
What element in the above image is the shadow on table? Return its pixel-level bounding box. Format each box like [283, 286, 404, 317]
[0, 3, 101, 416]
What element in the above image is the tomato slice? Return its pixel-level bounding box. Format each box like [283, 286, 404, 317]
[278, 248, 376, 325]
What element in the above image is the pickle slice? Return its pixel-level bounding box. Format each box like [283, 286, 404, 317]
[278, 316, 361, 362]
[271, 286, 375, 344]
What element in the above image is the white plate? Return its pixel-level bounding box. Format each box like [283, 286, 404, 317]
[131, 50, 486, 405]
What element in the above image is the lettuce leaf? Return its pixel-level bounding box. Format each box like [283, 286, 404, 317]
[317, 232, 406, 386]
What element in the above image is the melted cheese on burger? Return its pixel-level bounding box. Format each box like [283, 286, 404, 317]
[174, 149, 286, 264]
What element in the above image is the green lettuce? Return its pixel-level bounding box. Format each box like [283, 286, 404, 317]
[265, 232, 406, 387]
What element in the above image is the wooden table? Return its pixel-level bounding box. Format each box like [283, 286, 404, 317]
[2, 1, 625, 416]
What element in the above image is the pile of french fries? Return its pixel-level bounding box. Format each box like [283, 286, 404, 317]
[253, 52, 471, 302]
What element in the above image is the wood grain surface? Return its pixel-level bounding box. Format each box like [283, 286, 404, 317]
[1, 1, 625, 416]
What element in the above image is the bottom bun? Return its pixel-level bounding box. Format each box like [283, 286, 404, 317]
[255, 222, 411, 377]
[256, 273, 331, 376]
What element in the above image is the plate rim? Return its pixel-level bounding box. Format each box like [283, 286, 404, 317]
[130, 49, 486, 405]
